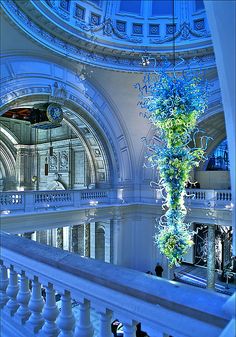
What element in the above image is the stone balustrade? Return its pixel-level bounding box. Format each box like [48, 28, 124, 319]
[0, 188, 232, 215]
[0, 189, 114, 213]
[0, 192, 24, 210]
[0, 231, 234, 337]
[185, 189, 232, 209]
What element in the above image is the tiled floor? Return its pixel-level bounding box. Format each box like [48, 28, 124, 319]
[175, 264, 236, 295]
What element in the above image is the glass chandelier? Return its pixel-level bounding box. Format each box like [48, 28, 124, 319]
[136, 1, 210, 266]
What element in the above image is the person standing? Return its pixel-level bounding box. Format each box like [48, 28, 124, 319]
[155, 263, 163, 277]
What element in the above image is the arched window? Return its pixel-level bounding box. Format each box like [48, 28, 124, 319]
[120, 0, 141, 15]
[152, 0, 173, 16]
[206, 139, 230, 171]
[195, 0, 204, 11]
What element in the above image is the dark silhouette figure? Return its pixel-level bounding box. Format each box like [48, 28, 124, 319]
[111, 320, 149, 337]
[155, 263, 163, 277]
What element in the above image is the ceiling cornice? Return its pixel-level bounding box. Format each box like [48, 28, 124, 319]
[1, 0, 216, 72]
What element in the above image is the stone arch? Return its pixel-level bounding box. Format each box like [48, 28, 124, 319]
[0, 125, 17, 190]
[197, 112, 226, 171]
[0, 56, 134, 187]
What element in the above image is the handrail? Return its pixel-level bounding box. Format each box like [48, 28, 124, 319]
[0, 188, 232, 214]
[0, 231, 232, 337]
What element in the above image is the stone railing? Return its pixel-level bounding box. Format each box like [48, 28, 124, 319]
[0, 191, 24, 210]
[185, 189, 232, 209]
[0, 231, 234, 337]
[0, 189, 115, 213]
[81, 190, 108, 200]
[0, 188, 233, 215]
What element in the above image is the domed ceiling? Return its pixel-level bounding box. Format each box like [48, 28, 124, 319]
[1, 0, 214, 71]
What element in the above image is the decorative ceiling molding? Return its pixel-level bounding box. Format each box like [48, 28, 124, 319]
[0, 57, 139, 181]
[76, 17, 142, 44]
[151, 22, 211, 44]
[1, 0, 215, 72]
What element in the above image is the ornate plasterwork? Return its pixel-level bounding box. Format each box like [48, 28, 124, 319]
[151, 22, 210, 44]
[45, 0, 70, 20]
[1, 0, 215, 72]
[42, 0, 210, 45]
[0, 74, 122, 183]
[75, 17, 142, 44]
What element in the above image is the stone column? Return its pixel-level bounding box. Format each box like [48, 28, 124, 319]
[31, 232, 37, 242]
[122, 321, 136, 337]
[207, 224, 216, 290]
[112, 211, 122, 265]
[90, 222, 96, 259]
[72, 225, 79, 253]
[97, 310, 112, 337]
[16, 271, 31, 323]
[6, 266, 19, 315]
[15, 145, 36, 190]
[0, 261, 8, 308]
[104, 221, 111, 263]
[57, 228, 63, 249]
[63, 226, 70, 251]
[41, 283, 59, 336]
[84, 223, 90, 257]
[27, 276, 44, 332]
[74, 299, 93, 337]
[57, 290, 75, 336]
[77, 224, 85, 256]
[50, 229, 56, 248]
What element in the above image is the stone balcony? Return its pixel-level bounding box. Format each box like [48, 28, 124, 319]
[0, 231, 234, 337]
[0, 188, 232, 233]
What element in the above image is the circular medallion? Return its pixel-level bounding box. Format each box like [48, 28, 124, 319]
[46, 103, 63, 124]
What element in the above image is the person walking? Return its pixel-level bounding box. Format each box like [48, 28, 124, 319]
[155, 262, 163, 277]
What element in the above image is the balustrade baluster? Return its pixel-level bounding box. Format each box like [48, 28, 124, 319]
[123, 322, 136, 337]
[57, 290, 75, 337]
[28, 276, 44, 332]
[74, 299, 94, 337]
[41, 283, 59, 336]
[6, 265, 19, 315]
[16, 271, 31, 323]
[0, 260, 9, 308]
[98, 310, 112, 337]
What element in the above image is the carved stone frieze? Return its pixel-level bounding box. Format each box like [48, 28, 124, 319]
[59, 151, 68, 172]
[1, 0, 215, 72]
[150, 22, 211, 44]
[49, 154, 58, 172]
[49, 81, 68, 104]
[75, 17, 142, 44]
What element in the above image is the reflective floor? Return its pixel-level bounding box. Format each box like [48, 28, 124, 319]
[175, 264, 236, 295]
